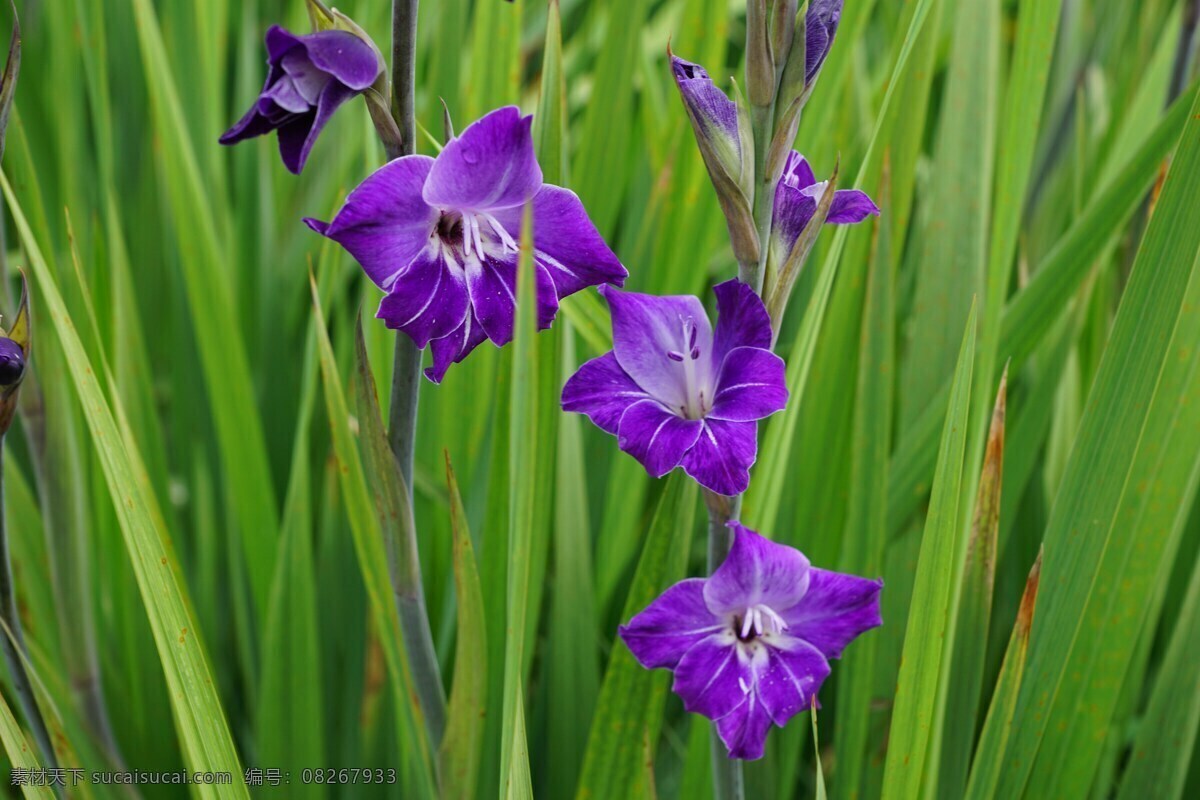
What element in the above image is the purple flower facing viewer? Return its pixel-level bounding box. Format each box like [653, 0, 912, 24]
[562, 280, 786, 496]
[772, 151, 879, 257]
[620, 523, 882, 759]
[220, 26, 382, 174]
[306, 106, 627, 382]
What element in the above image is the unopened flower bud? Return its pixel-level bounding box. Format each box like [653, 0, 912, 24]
[770, 0, 798, 72]
[0, 338, 23, 387]
[804, 0, 843, 88]
[670, 54, 761, 267]
[745, 0, 776, 107]
[0, 275, 31, 436]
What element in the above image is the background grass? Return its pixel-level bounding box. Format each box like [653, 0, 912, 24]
[0, 0, 1198, 798]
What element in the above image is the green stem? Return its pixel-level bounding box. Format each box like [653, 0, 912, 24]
[383, 0, 447, 747]
[704, 490, 745, 800]
[0, 439, 59, 773]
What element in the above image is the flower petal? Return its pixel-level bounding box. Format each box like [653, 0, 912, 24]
[219, 103, 277, 146]
[278, 79, 360, 174]
[710, 347, 788, 422]
[493, 186, 627, 298]
[782, 151, 817, 191]
[376, 244, 469, 348]
[265, 24, 305, 62]
[672, 632, 758, 721]
[619, 579, 725, 670]
[680, 419, 758, 496]
[602, 285, 715, 413]
[561, 352, 650, 435]
[704, 524, 812, 616]
[714, 692, 775, 760]
[262, 67, 313, 112]
[299, 30, 382, 91]
[425, 312, 489, 383]
[781, 568, 883, 660]
[711, 280, 773, 366]
[617, 399, 703, 478]
[304, 156, 439, 287]
[423, 106, 543, 212]
[828, 189, 881, 224]
[465, 252, 558, 346]
[771, 178, 817, 255]
[756, 637, 829, 727]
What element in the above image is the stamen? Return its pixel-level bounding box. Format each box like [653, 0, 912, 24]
[735, 603, 789, 641]
[481, 212, 519, 253]
[690, 346, 701, 360]
[667, 350, 685, 362]
[760, 605, 788, 634]
[466, 215, 486, 260]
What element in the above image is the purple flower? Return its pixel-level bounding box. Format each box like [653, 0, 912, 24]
[220, 26, 382, 174]
[619, 523, 882, 759]
[561, 280, 786, 496]
[772, 151, 879, 254]
[305, 106, 627, 382]
[805, 0, 843, 84]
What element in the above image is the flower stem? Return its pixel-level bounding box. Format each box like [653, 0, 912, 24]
[390, 0, 419, 159]
[383, 0, 447, 747]
[703, 489, 745, 800]
[703, 490, 740, 572]
[0, 440, 59, 772]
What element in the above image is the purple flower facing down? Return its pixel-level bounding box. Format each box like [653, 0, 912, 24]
[620, 523, 882, 759]
[772, 151, 879, 255]
[562, 280, 786, 496]
[805, 0, 844, 84]
[220, 26, 382, 174]
[306, 106, 627, 382]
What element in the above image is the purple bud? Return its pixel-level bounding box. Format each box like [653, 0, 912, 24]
[0, 338, 23, 386]
[805, 0, 843, 85]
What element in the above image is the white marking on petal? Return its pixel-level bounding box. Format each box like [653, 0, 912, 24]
[801, 180, 830, 203]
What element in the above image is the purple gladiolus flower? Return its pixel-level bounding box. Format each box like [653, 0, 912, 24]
[220, 26, 382, 174]
[561, 280, 786, 496]
[306, 106, 627, 382]
[773, 151, 879, 254]
[805, 0, 843, 84]
[620, 523, 882, 759]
